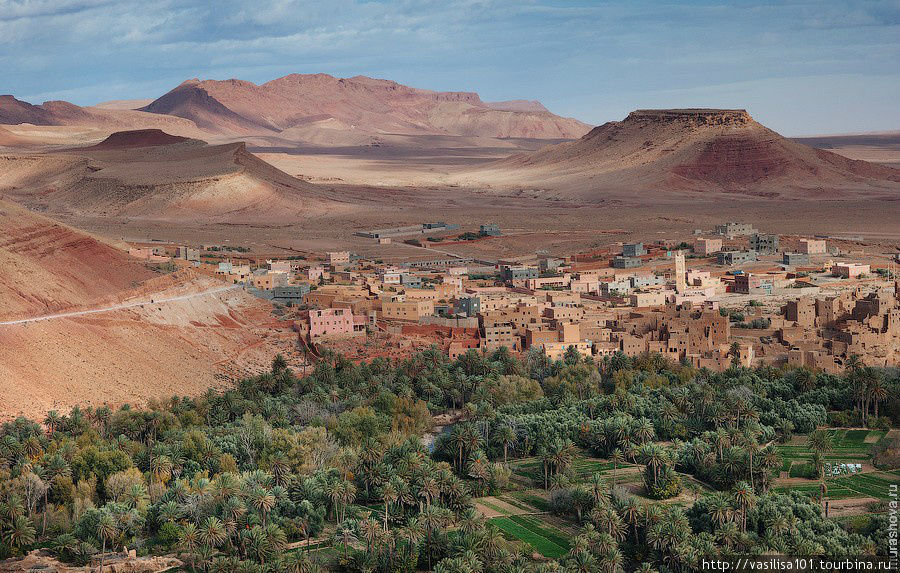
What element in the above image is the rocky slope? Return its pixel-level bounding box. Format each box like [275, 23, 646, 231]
[0, 201, 298, 419]
[0, 198, 155, 319]
[0, 131, 350, 223]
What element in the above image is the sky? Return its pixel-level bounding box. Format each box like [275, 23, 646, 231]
[1, 0, 898, 136]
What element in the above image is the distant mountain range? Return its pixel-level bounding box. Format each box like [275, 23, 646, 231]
[1, 74, 592, 142]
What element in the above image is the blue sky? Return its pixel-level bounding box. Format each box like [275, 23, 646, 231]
[1, 0, 898, 135]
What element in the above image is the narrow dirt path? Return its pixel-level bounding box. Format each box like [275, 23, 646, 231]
[0, 285, 242, 326]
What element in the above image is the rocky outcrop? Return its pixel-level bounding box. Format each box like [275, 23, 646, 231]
[0, 549, 182, 572]
[625, 109, 753, 127]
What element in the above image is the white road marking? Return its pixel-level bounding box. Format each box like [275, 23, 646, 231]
[0, 285, 242, 326]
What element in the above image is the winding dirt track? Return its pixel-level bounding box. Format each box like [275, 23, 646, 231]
[0, 284, 241, 326]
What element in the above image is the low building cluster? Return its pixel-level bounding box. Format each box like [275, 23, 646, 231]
[124, 222, 897, 371]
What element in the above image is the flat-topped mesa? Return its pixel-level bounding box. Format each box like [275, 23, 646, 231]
[625, 108, 753, 127]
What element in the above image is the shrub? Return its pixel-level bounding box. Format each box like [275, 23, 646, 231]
[644, 466, 682, 500]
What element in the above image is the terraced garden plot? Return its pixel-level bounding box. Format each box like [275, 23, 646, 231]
[831, 472, 899, 500]
[510, 515, 572, 549]
[507, 491, 551, 512]
[775, 483, 858, 500]
[777, 447, 871, 461]
[474, 496, 533, 517]
[776, 430, 882, 469]
[778, 430, 883, 462]
[777, 472, 899, 501]
[490, 515, 570, 558]
[841, 430, 871, 443]
[496, 495, 543, 513]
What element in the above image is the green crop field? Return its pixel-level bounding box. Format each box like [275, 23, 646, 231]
[478, 498, 513, 515]
[831, 473, 899, 500]
[496, 495, 541, 513]
[491, 515, 570, 558]
[775, 483, 857, 500]
[840, 430, 870, 443]
[788, 462, 815, 478]
[776, 429, 882, 466]
[507, 491, 551, 512]
[778, 472, 899, 501]
[509, 515, 572, 548]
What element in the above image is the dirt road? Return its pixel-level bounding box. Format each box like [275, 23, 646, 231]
[0, 285, 242, 326]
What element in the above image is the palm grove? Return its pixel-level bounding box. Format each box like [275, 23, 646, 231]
[0, 347, 897, 572]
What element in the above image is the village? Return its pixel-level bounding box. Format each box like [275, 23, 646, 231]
[126, 221, 900, 373]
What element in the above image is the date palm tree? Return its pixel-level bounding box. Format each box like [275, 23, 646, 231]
[333, 522, 357, 559]
[200, 516, 228, 549]
[401, 517, 424, 563]
[807, 429, 832, 480]
[97, 511, 118, 573]
[285, 551, 321, 573]
[249, 487, 276, 526]
[609, 448, 624, 486]
[731, 481, 755, 532]
[567, 549, 597, 573]
[419, 505, 449, 570]
[868, 371, 887, 420]
[620, 496, 642, 544]
[4, 515, 36, 555]
[380, 480, 398, 531]
[707, 493, 732, 528]
[496, 424, 516, 465]
[588, 473, 609, 506]
[43, 410, 61, 437]
[41, 454, 70, 534]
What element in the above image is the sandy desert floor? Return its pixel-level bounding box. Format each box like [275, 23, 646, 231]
[3, 123, 898, 261]
[51, 191, 900, 265]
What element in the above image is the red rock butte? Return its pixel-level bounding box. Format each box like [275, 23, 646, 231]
[86, 128, 192, 149]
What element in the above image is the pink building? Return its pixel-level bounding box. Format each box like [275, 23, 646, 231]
[833, 263, 869, 279]
[799, 239, 826, 254]
[307, 308, 359, 340]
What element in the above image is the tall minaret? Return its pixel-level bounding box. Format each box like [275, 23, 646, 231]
[675, 250, 686, 294]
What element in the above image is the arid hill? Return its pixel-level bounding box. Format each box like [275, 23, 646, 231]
[0, 131, 350, 223]
[0, 197, 298, 418]
[0, 94, 203, 137]
[0, 198, 155, 319]
[140, 74, 591, 139]
[465, 109, 900, 199]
